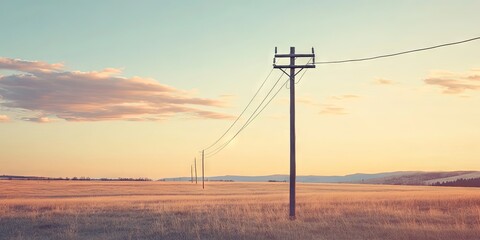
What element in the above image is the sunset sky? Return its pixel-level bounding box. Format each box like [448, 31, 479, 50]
[1, 1, 480, 178]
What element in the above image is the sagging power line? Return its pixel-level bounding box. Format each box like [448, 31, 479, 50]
[202, 69, 275, 151]
[205, 60, 313, 158]
[200, 36, 480, 159]
[206, 69, 311, 159]
[314, 36, 480, 64]
[205, 72, 286, 158]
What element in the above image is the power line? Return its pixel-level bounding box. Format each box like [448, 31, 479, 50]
[286, 58, 312, 88]
[202, 68, 274, 151]
[205, 72, 285, 157]
[202, 36, 480, 157]
[294, 67, 309, 85]
[206, 72, 286, 158]
[206, 69, 310, 158]
[314, 36, 480, 64]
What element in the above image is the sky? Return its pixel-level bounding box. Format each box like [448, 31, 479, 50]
[1, 1, 480, 179]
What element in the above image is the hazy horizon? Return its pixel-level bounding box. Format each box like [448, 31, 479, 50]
[2, 169, 479, 181]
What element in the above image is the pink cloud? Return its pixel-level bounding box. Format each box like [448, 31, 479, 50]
[22, 116, 53, 123]
[0, 57, 63, 73]
[424, 68, 480, 94]
[0, 57, 232, 122]
[0, 114, 10, 122]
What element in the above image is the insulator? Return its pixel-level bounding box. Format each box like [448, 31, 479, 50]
[312, 47, 316, 63]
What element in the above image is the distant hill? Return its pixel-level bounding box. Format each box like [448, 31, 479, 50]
[161, 171, 417, 183]
[161, 171, 480, 186]
[356, 171, 480, 185]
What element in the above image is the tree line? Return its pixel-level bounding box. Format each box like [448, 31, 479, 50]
[0, 175, 152, 181]
[431, 177, 480, 187]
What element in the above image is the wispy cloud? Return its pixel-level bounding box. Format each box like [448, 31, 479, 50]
[424, 68, 480, 94]
[373, 78, 395, 85]
[0, 57, 232, 122]
[329, 94, 360, 100]
[0, 114, 10, 122]
[22, 116, 53, 123]
[295, 94, 360, 106]
[319, 106, 347, 115]
[296, 96, 321, 106]
[295, 95, 358, 116]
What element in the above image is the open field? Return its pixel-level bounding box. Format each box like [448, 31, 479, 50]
[1, 181, 479, 239]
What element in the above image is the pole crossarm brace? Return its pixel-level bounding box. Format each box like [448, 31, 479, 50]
[275, 53, 315, 58]
[273, 47, 316, 77]
[273, 65, 316, 69]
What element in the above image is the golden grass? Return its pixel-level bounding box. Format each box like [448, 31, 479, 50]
[1, 180, 479, 239]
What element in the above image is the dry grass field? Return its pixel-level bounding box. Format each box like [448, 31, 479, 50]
[1, 180, 479, 240]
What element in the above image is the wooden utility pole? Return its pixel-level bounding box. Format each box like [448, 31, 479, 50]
[194, 157, 198, 184]
[202, 150, 205, 189]
[273, 47, 315, 219]
[191, 165, 193, 183]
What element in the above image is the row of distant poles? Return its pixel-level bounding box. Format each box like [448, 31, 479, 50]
[190, 150, 205, 189]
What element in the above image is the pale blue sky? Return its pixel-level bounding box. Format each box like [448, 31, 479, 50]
[1, 1, 480, 178]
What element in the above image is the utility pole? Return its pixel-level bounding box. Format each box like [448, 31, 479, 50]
[273, 47, 315, 219]
[191, 165, 193, 183]
[194, 157, 198, 184]
[202, 150, 205, 189]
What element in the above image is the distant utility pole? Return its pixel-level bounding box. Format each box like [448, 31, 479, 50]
[194, 157, 198, 184]
[273, 47, 315, 219]
[191, 165, 193, 183]
[202, 150, 205, 189]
